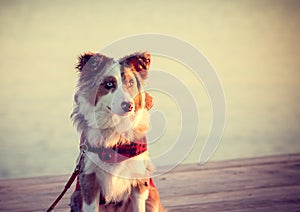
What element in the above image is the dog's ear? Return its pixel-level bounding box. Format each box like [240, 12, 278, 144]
[76, 52, 112, 72]
[134, 92, 154, 111]
[76, 52, 94, 72]
[144, 92, 154, 110]
[121, 52, 151, 79]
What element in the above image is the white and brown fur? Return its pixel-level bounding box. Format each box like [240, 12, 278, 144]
[70, 52, 165, 212]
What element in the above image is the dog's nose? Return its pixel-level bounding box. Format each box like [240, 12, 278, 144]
[121, 101, 134, 112]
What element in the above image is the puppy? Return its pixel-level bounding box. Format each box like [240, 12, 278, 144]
[69, 51, 165, 212]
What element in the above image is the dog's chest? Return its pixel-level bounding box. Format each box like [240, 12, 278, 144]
[84, 151, 152, 203]
[98, 170, 132, 203]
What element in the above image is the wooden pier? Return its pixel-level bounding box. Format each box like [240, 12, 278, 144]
[0, 153, 300, 211]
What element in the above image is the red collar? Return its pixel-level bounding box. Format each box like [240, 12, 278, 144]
[80, 133, 147, 163]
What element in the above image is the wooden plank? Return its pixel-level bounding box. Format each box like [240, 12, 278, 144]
[0, 153, 299, 212]
[162, 185, 300, 209]
[156, 153, 300, 174]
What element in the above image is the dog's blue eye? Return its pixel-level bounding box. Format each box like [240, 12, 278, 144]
[104, 82, 114, 89]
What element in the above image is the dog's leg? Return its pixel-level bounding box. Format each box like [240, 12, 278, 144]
[132, 190, 149, 212]
[131, 180, 150, 212]
[82, 193, 99, 212]
[80, 173, 100, 212]
[70, 190, 83, 212]
[146, 187, 165, 212]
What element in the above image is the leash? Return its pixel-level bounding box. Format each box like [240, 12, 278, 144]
[46, 151, 84, 212]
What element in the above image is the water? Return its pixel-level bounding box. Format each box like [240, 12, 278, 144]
[0, 0, 300, 179]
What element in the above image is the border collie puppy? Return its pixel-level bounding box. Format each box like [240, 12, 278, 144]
[70, 52, 165, 212]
